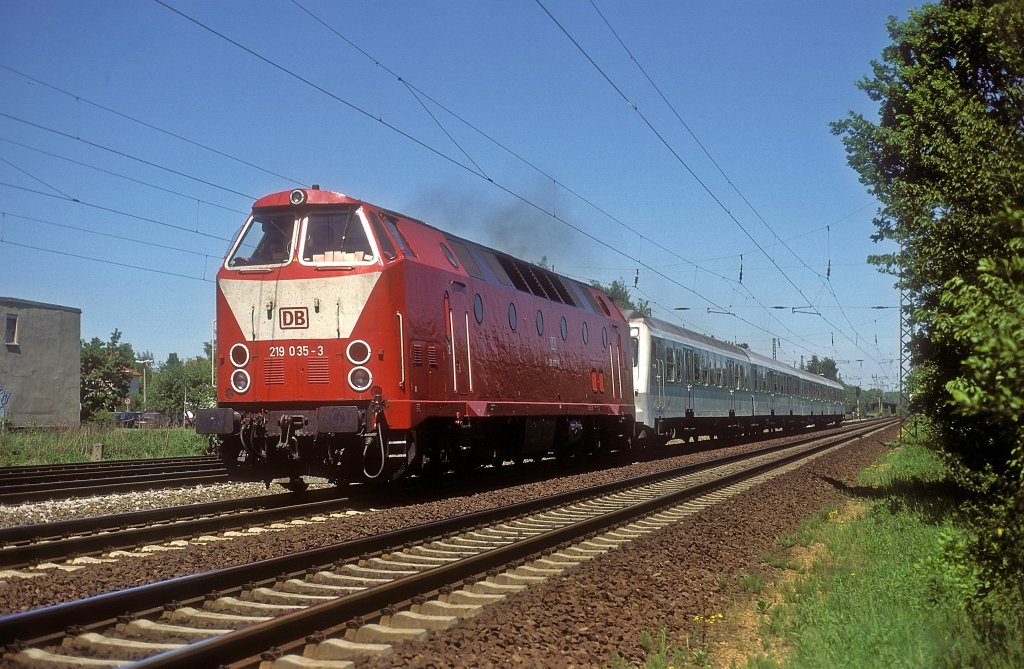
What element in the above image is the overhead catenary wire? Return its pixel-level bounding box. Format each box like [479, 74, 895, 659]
[0, 4, 892, 378]
[161, 0, 840, 358]
[0, 238, 214, 283]
[537, 0, 890, 382]
[587, 0, 888, 383]
[0, 182, 232, 242]
[0, 111, 258, 201]
[0, 63, 307, 188]
[278, 0, 830, 356]
[1, 210, 219, 261]
[0, 136, 248, 216]
[0, 155, 74, 200]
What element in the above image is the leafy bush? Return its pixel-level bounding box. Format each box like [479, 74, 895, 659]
[832, 0, 1024, 598]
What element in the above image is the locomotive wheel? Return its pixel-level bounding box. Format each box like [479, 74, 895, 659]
[218, 438, 243, 471]
[283, 477, 309, 493]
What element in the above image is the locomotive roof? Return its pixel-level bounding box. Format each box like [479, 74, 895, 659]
[250, 188, 625, 321]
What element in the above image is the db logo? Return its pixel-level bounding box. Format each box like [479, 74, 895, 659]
[279, 307, 309, 329]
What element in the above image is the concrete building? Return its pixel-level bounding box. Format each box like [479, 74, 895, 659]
[0, 297, 81, 427]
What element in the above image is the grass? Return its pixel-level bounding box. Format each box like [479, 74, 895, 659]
[0, 425, 210, 466]
[619, 423, 1024, 668]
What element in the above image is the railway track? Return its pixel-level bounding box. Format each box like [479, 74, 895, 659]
[0, 418, 897, 668]
[0, 421, 879, 571]
[0, 488, 362, 570]
[0, 457, 228, 505]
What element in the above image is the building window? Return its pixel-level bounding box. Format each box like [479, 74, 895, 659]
[5, 314, 18, 345]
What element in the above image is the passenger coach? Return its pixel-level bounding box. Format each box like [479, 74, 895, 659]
[629, 314, 844, 441]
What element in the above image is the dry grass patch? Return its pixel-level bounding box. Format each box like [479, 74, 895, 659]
[703, 499, 871, 668]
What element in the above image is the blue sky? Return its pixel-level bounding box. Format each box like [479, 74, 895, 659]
[0, 0, 918, 391]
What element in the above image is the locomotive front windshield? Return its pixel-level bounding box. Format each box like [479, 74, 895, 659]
[301, 208, 375, 264]
[228, 214, 295, 267]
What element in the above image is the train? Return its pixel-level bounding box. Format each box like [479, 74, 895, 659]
[629, 314, 844, 441]
[195, 187, 844, 488]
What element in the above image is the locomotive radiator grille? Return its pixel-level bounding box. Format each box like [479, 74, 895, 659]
[265, 358, 285, 385]
[308, 357, 330, 384]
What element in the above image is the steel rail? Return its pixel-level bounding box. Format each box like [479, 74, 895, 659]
[0, 461, 224, 487]
[0, 469, 230, 505]
[0, 456, 220, 478]
[135, 419, 897, 668]
[0, 420, 885, 564]
[0, 491, 355, 568]
[0, 418, 896, 652]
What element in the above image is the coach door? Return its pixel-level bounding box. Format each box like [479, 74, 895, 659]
[652, 339, 666, 415]
[444, 289, 472, 395]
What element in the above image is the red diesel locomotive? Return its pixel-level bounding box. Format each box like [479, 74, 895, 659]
[196, 187, 635, 487]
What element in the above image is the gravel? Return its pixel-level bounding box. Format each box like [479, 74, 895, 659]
[0, 419, 896, 666]
[0, 480, 332, 529]
[362, 423, 899, 667]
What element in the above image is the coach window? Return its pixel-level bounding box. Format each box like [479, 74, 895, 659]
[631, 336, 639, 367]
[582, 321, 590, 344]
[536, 310, 544, 336]
[666, 348, 676, 382]
[560, 316, 568, 342]
[508, 303, 517, 331]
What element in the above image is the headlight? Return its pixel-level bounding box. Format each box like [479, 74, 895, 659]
[229, 343, 250, 368]
[231, 369, 251, 394]
[289, 189, 307, 205]
[348, 366, 372, 392]
[346, 339, 371, 365]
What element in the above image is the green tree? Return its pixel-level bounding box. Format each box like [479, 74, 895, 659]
[80, 330, 135, 422]
[149, 356, 215, 422]
[804, 355, 840, 381]
[833, 0, 1024, 599]
[590, 278, 653, 316]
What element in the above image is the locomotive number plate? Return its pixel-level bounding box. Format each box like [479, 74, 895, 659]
[269, 345, 325, 357]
